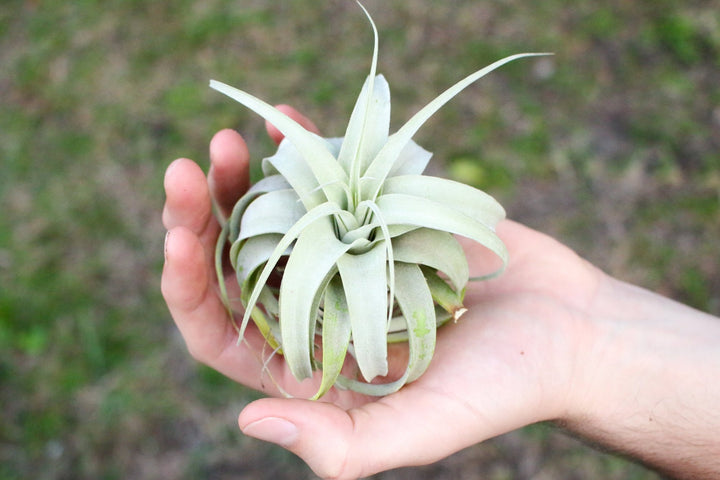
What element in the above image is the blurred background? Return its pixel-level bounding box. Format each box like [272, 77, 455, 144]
[1, 0, 718, 478]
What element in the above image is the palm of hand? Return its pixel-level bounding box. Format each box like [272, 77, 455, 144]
[162, 107, 603, 479]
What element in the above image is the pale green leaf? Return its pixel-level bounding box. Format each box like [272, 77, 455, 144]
[261, 139, 337, 209]
[355, 200, 396, 329]
[336, 261, 436, 395]
[311, 276, 352, 400]
[231, 233, 285, 283]
[228, 174, 290, 239]
[333, 209, 360, 239]
[279, 217, 355, 380]
[395, 262, 437, 383]
[337, 242, 389, 381]
[363, 53, 551, 199]
[248, 285, 282, 349]
[215, 222, 233, 317]
[338, 2, 388, 185]
[210, 79, 349, 205]
[383, 174, 506, 228]
[339, 75, 391, 181]
[387, 140, 432, 177]
[376, 193, 508, 272]
[392, 228, 468, 292]
[422, 267, 466, 319]
[386, 305, 453, 341]
[238, 201, 342, 344]
[237, 189, 306, 240]
[340, 223, 375, 245]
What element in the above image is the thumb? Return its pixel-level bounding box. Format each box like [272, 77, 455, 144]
[238, 393, 490, 480]
[240, 398, 357, 479]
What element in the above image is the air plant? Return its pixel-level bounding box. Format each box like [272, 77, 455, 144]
[212, 3, 547, 399]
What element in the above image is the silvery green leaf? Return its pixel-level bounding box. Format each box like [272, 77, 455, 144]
[355, 199, 396, 326]
[337, 242, 389, 381]
[231, 234, 284, 283]
[212, 2, 547, 398]
[249, 285, 282, 349]
[279, 217, 354, 380]
[336, 261, 435, 394]
[261, 139, 328, 209]
[238, 201, 343, 341]
[238, 189, 306, 240]
[338, 75, 391, 178]
[386, 305, 453, 337]
[228, 174, 290, 239]
[210, 79, 349, 206]
[333, 209, 360, 239]
[376, 193, 508, 271]
[337, 2, 388, 182]
[363, 53, 550, 200]
[422, 267, 466, 319]
[340, 223, 376, 244]
[311, 276, 352, 400]
[383, 174, 506, 228]
[323, 137, 344, 157]
[395, 262, 437, 383]
[215, 222, 233, 315]
[340, 222, 421, 250]
[392, 228, 468, 292]
[386, 140, 433, 177]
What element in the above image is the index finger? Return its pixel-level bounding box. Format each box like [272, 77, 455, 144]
[208, 129, 251, 219]
[265, 104, 321, 144]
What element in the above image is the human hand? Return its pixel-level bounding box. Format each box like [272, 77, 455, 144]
[161, 107, 632, 479]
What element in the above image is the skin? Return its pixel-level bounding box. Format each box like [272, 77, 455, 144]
[161, 106, 720, 480]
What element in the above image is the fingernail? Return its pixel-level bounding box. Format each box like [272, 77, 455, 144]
[164, 230, 170, 262]
[242, 417, 298, 447]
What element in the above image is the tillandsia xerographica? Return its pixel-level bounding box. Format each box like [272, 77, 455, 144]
[211, 3, 548, 399]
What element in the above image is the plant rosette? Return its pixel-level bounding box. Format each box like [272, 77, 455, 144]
[212, 3, 547, 399]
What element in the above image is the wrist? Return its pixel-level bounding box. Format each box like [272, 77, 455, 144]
[562, 275, 720, 477]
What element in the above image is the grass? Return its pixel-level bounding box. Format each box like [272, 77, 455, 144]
[1, 0, 718, 478]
